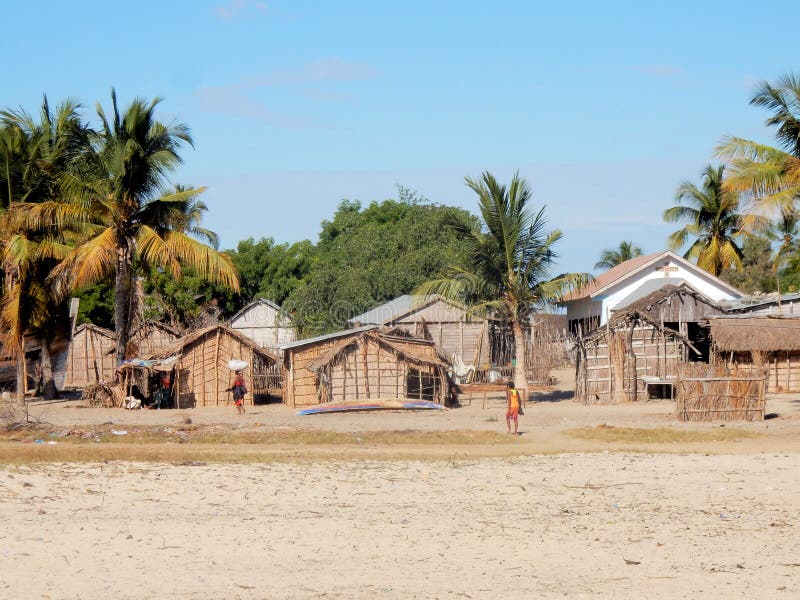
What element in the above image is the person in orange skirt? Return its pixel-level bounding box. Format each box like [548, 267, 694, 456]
[506, 381, 522, 434]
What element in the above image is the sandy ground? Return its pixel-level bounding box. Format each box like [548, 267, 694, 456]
[1, 368, 799, 598]
[1, 455, 798, 599]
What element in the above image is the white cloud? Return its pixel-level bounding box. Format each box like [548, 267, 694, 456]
[214, 0, 268, 21]
[194, 57, 378, 127]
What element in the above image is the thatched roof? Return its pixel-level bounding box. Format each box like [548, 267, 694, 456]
[710, 316, 800, 352]
[143, 324, 278, 362]
[131, 321, 182, 338]
[74, 323, 115, 339]
[307, 329, 448, 373]
[613, 282, 720, 315]
[578, 309, 701, 356]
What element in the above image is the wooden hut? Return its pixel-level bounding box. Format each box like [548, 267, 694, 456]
[128, 321, 182, 357]
[710, 315, 800, 392]
[229, 298, 296, 350]
[610, 282, 724, 362]
[575, 310, 700, 404]
[282, 326, 450, 407]
[63, 324, 117, 388]
[143, 325, 280, 408]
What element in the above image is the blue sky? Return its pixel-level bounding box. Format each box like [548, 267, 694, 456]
[3, 0, 798, 273]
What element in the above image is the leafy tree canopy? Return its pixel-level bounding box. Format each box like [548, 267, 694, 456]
[283, 192, 479, 335]
[719, 235, 777, 294]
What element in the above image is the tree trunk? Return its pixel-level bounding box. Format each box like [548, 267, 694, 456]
[114, 242, 133, 362]
[39, 335, 58, 400]
[511, 319, 527, 392]
[15, 353, 26, 405]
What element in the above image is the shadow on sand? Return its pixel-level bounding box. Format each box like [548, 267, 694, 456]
[530, 389, 574, 403]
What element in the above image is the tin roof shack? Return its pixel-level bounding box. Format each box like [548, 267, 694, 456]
[348, 295, 491, 367]
[282, 327, 451, 407]
[63, 324, 117, 388]
[575, 310, 700, 404]
[229, 299, 296, 350]
[144, 325, 280, 408]
[710, 316, 800, 392]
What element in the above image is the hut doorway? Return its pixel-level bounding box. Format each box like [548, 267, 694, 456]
[406, 367, 438, 401]
[687, 322, 710, 362]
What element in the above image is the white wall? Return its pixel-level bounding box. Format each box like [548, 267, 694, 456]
[567, 257, 740, 326]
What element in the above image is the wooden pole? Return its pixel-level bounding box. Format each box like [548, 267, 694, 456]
[214, 329, 221, 406]
[361, 338, 370, 399]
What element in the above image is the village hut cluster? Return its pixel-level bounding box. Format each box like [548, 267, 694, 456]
[18, 252, 800, 422]
[562, 250, 800, 420]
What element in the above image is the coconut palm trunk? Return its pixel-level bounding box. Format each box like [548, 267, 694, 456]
[511, 319, 528, 392]
[39, 334, 57, 400]
[114, 241, 134, 361]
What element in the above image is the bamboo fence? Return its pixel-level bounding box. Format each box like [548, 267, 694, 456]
[676, 374, 765, 422]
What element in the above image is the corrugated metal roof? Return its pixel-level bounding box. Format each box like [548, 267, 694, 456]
[279, 324, 377, 350]
[720, 291, 800, 312]
[347, 295, 423, 326]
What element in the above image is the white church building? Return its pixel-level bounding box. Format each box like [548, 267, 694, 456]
[561, 250, 742, 334]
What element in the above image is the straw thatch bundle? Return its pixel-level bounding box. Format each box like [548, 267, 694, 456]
[709, 316, 800, 352]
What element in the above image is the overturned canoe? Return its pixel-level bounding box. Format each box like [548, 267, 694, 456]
[296, 399, 445, 416]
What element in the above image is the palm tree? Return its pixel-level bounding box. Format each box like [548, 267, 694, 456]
[717, 74, 800, 217]
[14, 90, 239, 361]
[0, 98, 89, 400]
[663, 164, 743, 277]
[594, 241, 642, 271]
[416, 171, 583, 391]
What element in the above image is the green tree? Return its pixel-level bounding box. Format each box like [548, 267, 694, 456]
[15, 90, 239, 360]
[228, 237, 314, 307]
[718, 74, 800, 221]
[0, 98, 89, 399]
[719, 235, 777, 294]
[283, 196, 478, 335]
[416, 171, 582, 391]
[594, 241, 642, 271]
[664, 164, 743, 277]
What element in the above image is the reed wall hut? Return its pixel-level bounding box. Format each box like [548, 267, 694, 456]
[709, 316, 800, 392]
[610, 282, 724, 363]
[575, 310, 700, 404]
[143, 325, 280, 408]
[63, 324, 117, 388]
[229, 298, 296, 350]
[281, 326, 451, 407]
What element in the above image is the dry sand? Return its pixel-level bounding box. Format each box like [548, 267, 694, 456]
[1, 368, 799, 598]
[1, 455, 798, 599]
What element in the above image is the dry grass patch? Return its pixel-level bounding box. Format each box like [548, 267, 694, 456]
[0, 428, 516, 465]
[565, 424, 761, 444]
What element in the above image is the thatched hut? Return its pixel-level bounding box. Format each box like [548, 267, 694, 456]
[281, 326, 451, 407]
[575, 310, 700, 404]
[710, 316, 800, 392]
[142, 325, 280, 408]
[63, 324, 117, 388]
[128, 322, 182, 357]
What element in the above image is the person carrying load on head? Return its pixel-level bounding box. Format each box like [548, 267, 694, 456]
[231, 370, 247, 415]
